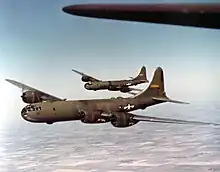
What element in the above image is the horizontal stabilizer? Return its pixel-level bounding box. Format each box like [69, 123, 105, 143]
[127, 92, 138, 95]
[152, 97, 189, 104]
[129, 87, 143, 91]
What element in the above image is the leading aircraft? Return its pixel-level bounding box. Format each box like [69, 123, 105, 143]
[72, 66, 148, 95]
[6, 67, 220, 127]
[62, 3, 220, 30]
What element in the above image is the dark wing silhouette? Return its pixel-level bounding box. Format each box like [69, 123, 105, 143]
[63, 3, 220, 30]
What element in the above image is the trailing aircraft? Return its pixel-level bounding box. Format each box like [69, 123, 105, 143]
[62, 3, 220, 30]
[8, 67, 220, 127]
[72, 66, 148, 95]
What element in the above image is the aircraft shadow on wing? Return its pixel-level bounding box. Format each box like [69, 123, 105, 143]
[72, 66, 149, 95]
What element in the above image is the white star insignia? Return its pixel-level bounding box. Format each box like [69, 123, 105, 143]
[123, 104, 135, 110]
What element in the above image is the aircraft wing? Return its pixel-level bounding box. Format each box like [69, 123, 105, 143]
[5, 79, 63, 101]
[63, 3, 220, 30]
[132, 113, 220, 126]
[102, 112, 220, 126]
[72, 69, 101, 82]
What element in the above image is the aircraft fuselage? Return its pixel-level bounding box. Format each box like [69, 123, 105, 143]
[21, 97, 160, 124]
[84, 79, 146, 92]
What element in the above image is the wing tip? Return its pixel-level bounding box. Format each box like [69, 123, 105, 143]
[5, 78, 11, 82]
[71, 68, 84, 76]
[5, 78, 15, 84]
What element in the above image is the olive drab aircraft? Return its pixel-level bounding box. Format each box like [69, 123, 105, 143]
[62, 3, 220, 30]
[6, 67, 220, 128]
[72, 66, 148, 95]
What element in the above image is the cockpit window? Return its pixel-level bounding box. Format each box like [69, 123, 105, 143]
[25, 105, 41, 112]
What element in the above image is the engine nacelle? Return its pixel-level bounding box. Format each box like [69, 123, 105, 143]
[110, 112, 139, 128]
[21, 91, 43, 104]
[84, 83, 97, 90]
[80, 111, 109, 124]
[120, 87, 130, 93]
[81, 76, 93, 82]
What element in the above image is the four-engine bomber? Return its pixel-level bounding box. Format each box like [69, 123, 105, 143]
[6, 67, 220, 128]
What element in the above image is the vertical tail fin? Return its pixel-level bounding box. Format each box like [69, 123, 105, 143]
[135, 67, 165, 98]
[133, 66, 148, 83]
[134, 67, 189, 104]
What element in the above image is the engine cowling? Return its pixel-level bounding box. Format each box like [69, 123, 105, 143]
[80, 111, 109, 124]
[120, 87, 130, 93]
[81, 76, 92, 82]
[21, 91, 43, 103]
[84, 83, 98, 90]
[110, 112, 139, 128]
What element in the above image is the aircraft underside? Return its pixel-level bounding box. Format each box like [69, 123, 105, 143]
[62, 3, 220, 29]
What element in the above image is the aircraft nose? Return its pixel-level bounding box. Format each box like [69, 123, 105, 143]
[21, 106, 39, 122]
[21, 107, 28, 120]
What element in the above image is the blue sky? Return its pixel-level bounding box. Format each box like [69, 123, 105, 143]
[0, 0, 220, 124]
